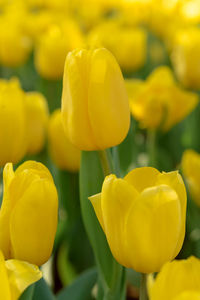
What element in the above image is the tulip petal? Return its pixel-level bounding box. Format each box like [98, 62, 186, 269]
[124, 167, 160, 192]
[89, 193, 105, 231]
[10, 179, 58, 266]
[125, 184, 182, 273]
[5, 259, 42, 300]
[88, 48, 130, 150]
[156, 171, 187, 257]
[101, 174, 139, 268]
[0, 251, 11, 300]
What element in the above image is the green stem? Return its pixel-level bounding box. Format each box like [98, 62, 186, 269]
[147, 130, 157, 167]
[140, 274, 148, 300]
[98, 150, 114, 176]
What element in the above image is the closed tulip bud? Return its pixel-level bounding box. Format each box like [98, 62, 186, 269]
[172, 27, 200, 89]
[181, 149, 200, 206]
[126, 66, 198, 130]
[0, 78, 27, 166]
[48, 109, 80, 171]
[0, 161, 58, 266]
[89, 167, 187, 273]
[148, 256, 200, 300]
[25, 92, 49, 155]
[0, 250, 42, 300]
[61, 48, 130, 151]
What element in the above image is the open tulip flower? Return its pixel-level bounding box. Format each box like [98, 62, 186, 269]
[148, 256, 200, 300]
[126, 66, 198, 131]
[0, 250, 42, 300]
[0, 160, 58, 266]
[90, 167, 187, 273]
[61, 47, 130, 151]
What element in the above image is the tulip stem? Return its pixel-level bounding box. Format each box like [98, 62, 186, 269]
[147, 129, 157, 167]
[98, 150, 114, 176]
[140, 273, 148, 300]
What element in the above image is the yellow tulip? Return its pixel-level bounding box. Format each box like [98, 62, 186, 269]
[61, 48, 130, 151]
[48, 109, 80, 171]
[0, 20, 32, 67]
[148, 256, 200, 300]
[126, 66, 198, 130]
[0, 250, 42, 300]
[89, 167, 187, 273]
[172, 27, 200, 89]
[0, 161, 58, 266]
[87, 20, 147, 72]
[0, 78, 27, 166]
[34, 21, 84, 80]
[181, 149, 200, 206]
[25, 91, 49, 155]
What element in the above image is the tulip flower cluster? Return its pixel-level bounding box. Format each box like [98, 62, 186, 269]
[0, 0, 199, 300]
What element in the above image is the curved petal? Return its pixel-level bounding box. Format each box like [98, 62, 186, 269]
[5, 259, 42, 300]
[89, 193, 105, 231]
[0, 251, 11, 300]
[125, 184, 181, 273]
[10, 179, 58, 266]
[124, 167, 160, 192]
[156, 171, 187, 257]
[101, 174, 139, 268]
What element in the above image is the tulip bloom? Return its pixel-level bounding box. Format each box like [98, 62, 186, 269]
[90, 167, 187, 273]
[0, 161, 58, 266]
[126, 66, 198, 131]
[25, 91, 49, 155]
[148, 256, 200, 300]
[48, 109, 80, 171]
[0, 250, 42, 300]
[182, 149, 200, 206]
[61, 48, 130, 151]
[0, 78, 27, 166]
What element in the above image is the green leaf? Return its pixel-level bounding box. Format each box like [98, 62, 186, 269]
[57, 269, 97, 300]
[80, 151, 116, 288]
[19, 285, 35, 300]
[33, 278, 55, 300]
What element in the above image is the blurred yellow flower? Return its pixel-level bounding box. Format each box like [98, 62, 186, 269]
[148, 256, 200, 300]
[90, 167, 186, 273]
[126, 66, 198, 130]
[0, 250, 42, 300]
[25, 92, 49, 155]
[88, 19, 147, 72]
[61, 48, 130, 151]
[172, 27, 200, 89]
[34, 21, 84, 79]
[181, 149, 200, 206]
[48, 109, 80, 172]
[0, 78, 27, 166]
[0, 161, 58, 266]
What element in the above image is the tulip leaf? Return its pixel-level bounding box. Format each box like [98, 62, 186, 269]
[19, 285, 35, 300]
[57, 268, 97, 300]
[32, 278, 55, 300]
[80, 151, 125, 299]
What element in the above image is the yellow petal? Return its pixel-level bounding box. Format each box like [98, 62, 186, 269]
[101, 174, 139, 268]
[89, 193, 105, 231]
[0, 251, 11, 300]
[10, 179, 58, 266]
[149, 256, 200, 300]
[124, 167, 160, 192]
[5, 259, 42, 300]
[88, 48, 130, 150]
[125, 184, 182, 273]
[156, 171, 187, 257]
[173, 291, 200, 300]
